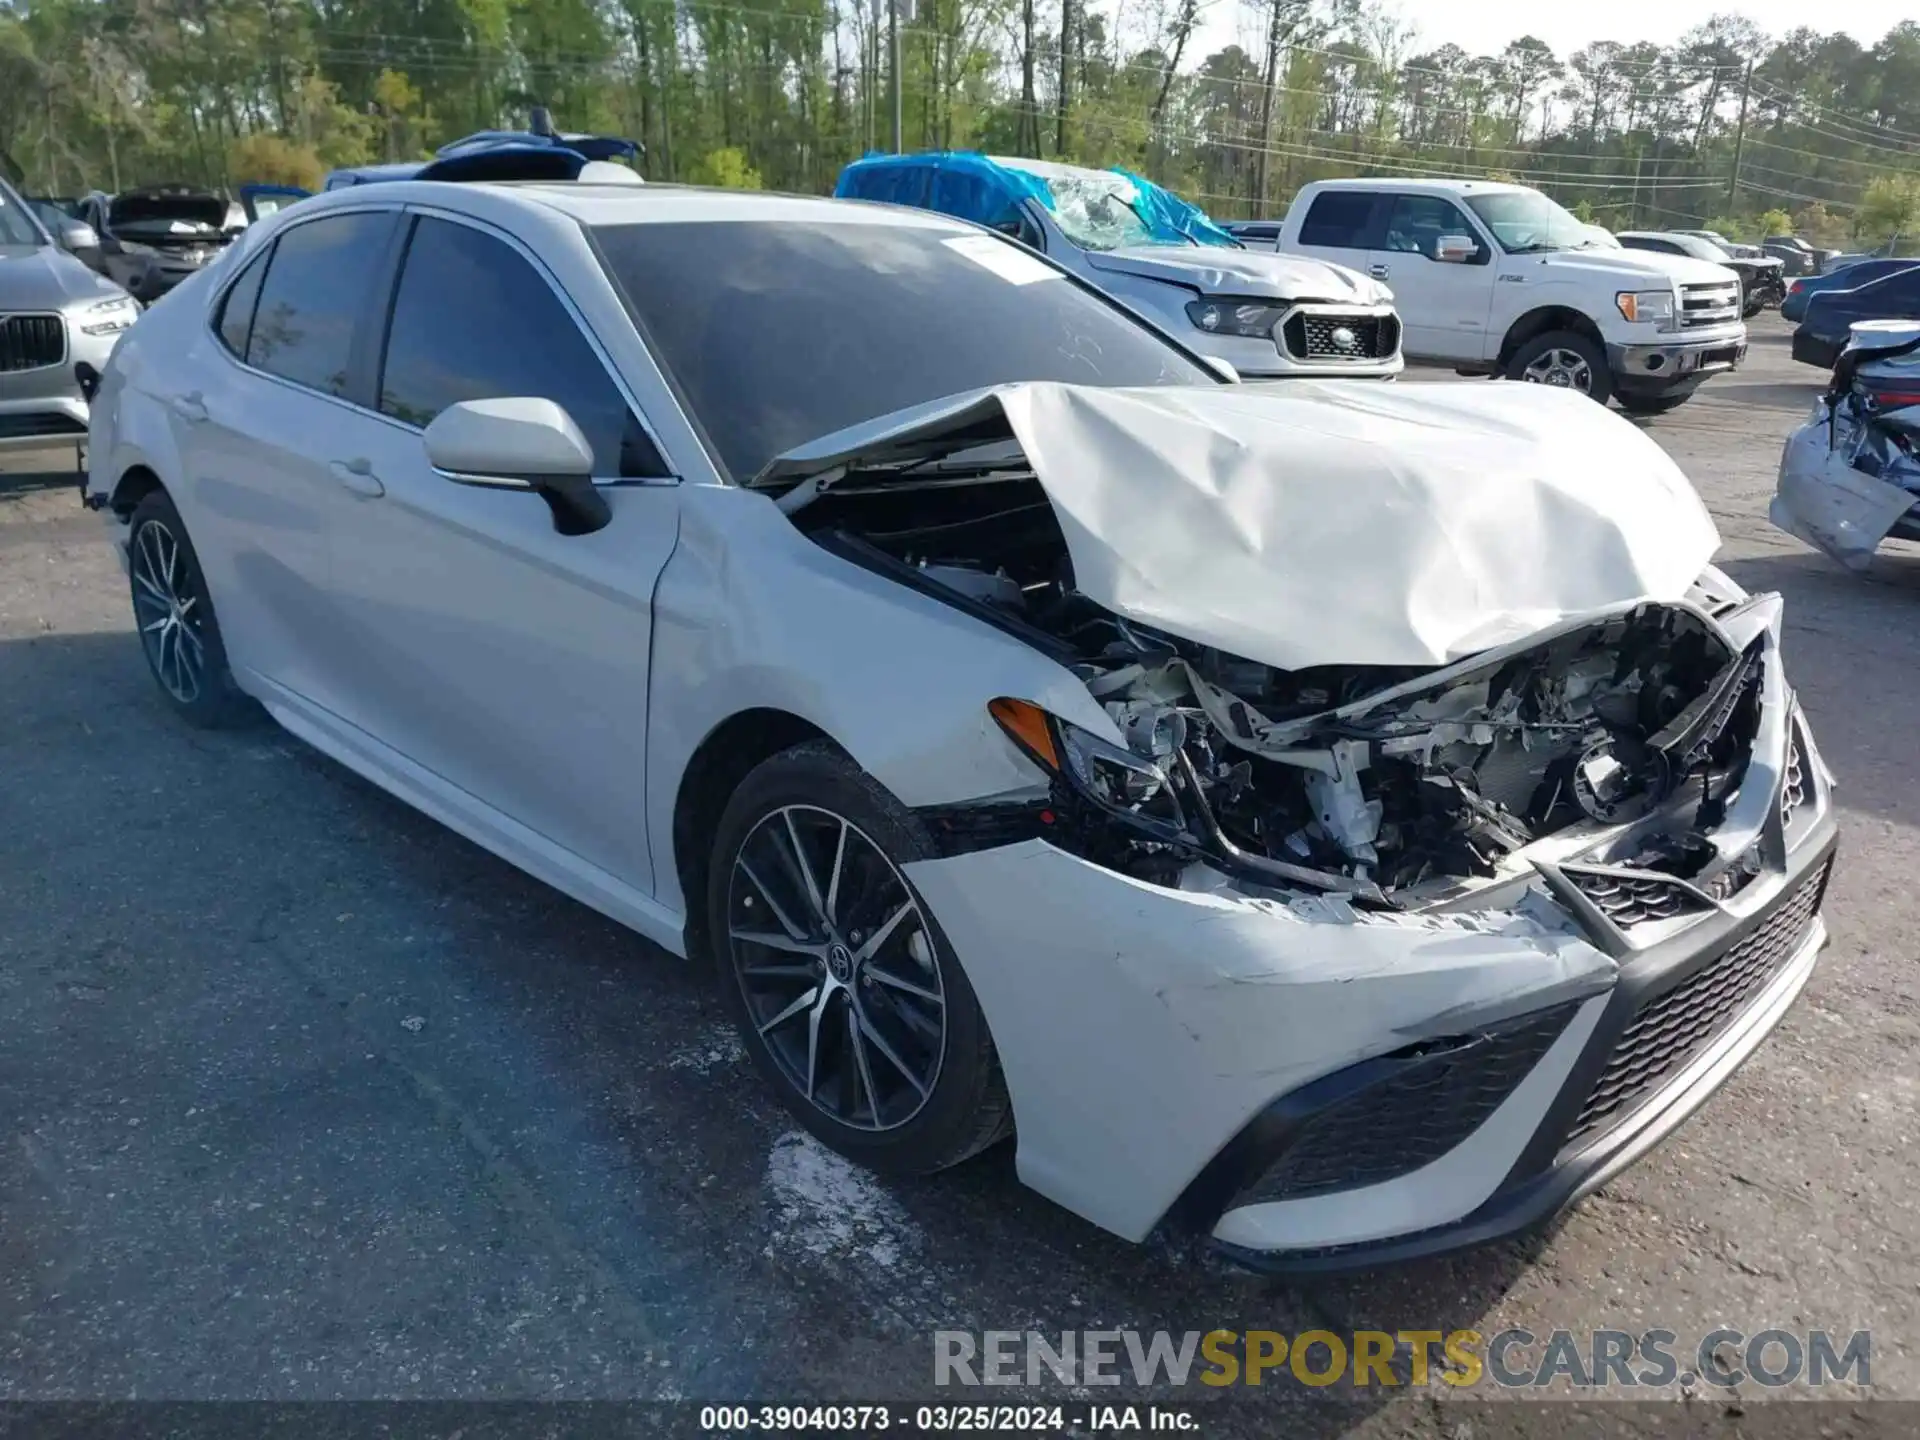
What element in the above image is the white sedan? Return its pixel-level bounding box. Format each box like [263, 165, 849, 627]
[84, 179, 1836, 1272]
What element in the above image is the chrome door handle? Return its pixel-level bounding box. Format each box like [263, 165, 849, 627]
[329, 458, 386, 498]
[170, 391, 208, 423]
[1369, 263, 1390, 279]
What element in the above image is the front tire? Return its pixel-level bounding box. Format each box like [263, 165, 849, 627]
[1505, 330, 1613, 404]
[127, 490, 255, 728]
[707, 740, 1012, 1175]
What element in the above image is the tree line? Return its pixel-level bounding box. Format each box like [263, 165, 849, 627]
[3, 0, 1918, 242]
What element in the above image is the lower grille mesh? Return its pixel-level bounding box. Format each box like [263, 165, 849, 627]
[1282, 311, 1400, 362]
[1237, 1002, 1578, 1204]
[1565, 860, 1829, 1147]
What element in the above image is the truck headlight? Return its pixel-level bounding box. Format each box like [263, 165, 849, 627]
[1616, 290, 1677, 329]
[79, 295, 138, 335]
[1186, 299, 1288, 339]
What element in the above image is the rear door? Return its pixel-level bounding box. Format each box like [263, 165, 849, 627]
[1367, 192, 1496, 361]
[321, 211, 681, 892]
[168, 208, 401, 712]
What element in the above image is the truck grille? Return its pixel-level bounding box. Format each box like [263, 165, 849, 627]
[1564, 859, 1830, 1148]
[1281, 309, 1401, 363]
[0, 313, 66, 373]
[1680, 282, 1741, 329]
[1236, 1001, 1579, 1203]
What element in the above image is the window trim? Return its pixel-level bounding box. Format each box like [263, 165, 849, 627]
[371, 203, 677, 487]
[202, 203, 406, 416]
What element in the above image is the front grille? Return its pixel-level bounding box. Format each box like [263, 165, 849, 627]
[1680, 282, 1741, 329]
[1781, 723, 1808, 829]
[0, 413, 86, 440]
[1565, 860, 1830, 1147]
[0, 313, 66, 373]
[1562, 867, 1711, 929]
[1236, 1001, 1579, 1204]
[1282, 310, 1401, 363]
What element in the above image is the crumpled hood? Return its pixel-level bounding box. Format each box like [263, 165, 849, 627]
[761, 380, 1721, 671]
[1084, 245, 1383, 302]
[0, 243, 128, 308]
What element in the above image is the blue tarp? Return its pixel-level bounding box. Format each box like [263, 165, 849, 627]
[835, 151, 1239, 250]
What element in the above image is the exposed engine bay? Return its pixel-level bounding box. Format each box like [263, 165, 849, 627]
[792, 460, 1761, 906]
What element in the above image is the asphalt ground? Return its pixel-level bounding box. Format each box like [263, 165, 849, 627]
[2, 317, 1915, 1433]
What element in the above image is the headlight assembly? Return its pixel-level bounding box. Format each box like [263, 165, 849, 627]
[988, 698, 1187, 836]
[1615, 290, 1677, 329]
[1185, 298, 1288, 339]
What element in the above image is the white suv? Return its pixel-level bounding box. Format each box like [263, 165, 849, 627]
[1276, 178, 1748, 413]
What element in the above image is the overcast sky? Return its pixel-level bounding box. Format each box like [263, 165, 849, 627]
[1192, 0, 1914, 65]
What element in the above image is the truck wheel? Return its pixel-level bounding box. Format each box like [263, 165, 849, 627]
[1505, 331, 1613, 404]
[1614, 390, 1693, 416]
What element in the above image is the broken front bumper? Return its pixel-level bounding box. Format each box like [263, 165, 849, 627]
[1770, 409, 1920, 571]
[906, 604, 1834, 1268]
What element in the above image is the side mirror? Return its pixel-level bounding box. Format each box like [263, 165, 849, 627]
[1202, 356, 1241, 383]
[1434, 234, 1478, 263]
[59, 222, 99, 251]
[423, 396, 609, 536]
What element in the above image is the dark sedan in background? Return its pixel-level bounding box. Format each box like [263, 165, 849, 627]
[1783, 258, 1920, 322]
[1793, 263, 1920, 369]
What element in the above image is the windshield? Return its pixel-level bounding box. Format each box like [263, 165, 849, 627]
[1465, 191, 1596, 254]
[1005, 163, 1236, 253]
[0, 187, 47, 246]
[593, 218, 1213, 481]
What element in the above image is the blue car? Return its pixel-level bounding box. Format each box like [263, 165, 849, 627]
[1781, 258, 1920, 322]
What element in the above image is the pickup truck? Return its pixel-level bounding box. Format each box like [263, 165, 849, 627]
[1266, 178, 1748, 412]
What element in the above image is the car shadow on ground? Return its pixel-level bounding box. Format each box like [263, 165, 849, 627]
[1, 626, 1546, 1413]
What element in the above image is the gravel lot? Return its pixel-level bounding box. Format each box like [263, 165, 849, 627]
[3, 318, 1915, 1426]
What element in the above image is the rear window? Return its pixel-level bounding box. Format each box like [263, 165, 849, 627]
[593, 219, 1211, 481]
[1297, 191, 1376, 248]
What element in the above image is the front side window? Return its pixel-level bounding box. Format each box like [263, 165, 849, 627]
[0, 186, 45, 246]
[377, 216, 666, 477]
[247, 211, 395, 397]
[593, 218, 1213, 481]
[1463, 191, 1594, 255]
[1382, 195, 1483, 260]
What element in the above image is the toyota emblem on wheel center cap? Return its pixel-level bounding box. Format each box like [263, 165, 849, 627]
[826, 942, 853, 981]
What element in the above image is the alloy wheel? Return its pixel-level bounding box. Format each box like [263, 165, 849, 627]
[726, 804, 947, 1132]
[1521, 347, 1594, 392]
[130, 518, 206, 704]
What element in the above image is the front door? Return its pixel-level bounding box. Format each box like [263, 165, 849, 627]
[320, 213, 681, 894]
[1368, 193, 1497, 362]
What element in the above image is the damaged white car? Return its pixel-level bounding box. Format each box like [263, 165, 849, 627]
[85, 184, 1835, 1271]
[1772, 320, 1920, 572]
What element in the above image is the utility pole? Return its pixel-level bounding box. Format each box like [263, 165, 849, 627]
[1630, 146, 1643, 229]
[889, 0, 903, 152]
[1727, 58, 1754, 210]
[1056, 0, 1072, 157]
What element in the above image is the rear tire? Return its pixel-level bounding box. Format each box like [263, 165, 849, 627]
[126, 490, 257, 728]
[707, 740, 1012, 1175]
[1505, 330, 1614, 404]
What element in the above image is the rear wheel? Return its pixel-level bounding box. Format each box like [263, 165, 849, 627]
[708, 741, 1011, 1175]
[127, 490, 255, 728]
[1505, 330, 1613, 404]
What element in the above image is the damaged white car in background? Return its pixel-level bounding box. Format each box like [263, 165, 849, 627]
[1772, 320, 1920, 573]
[88, 187, 1834, 1273]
